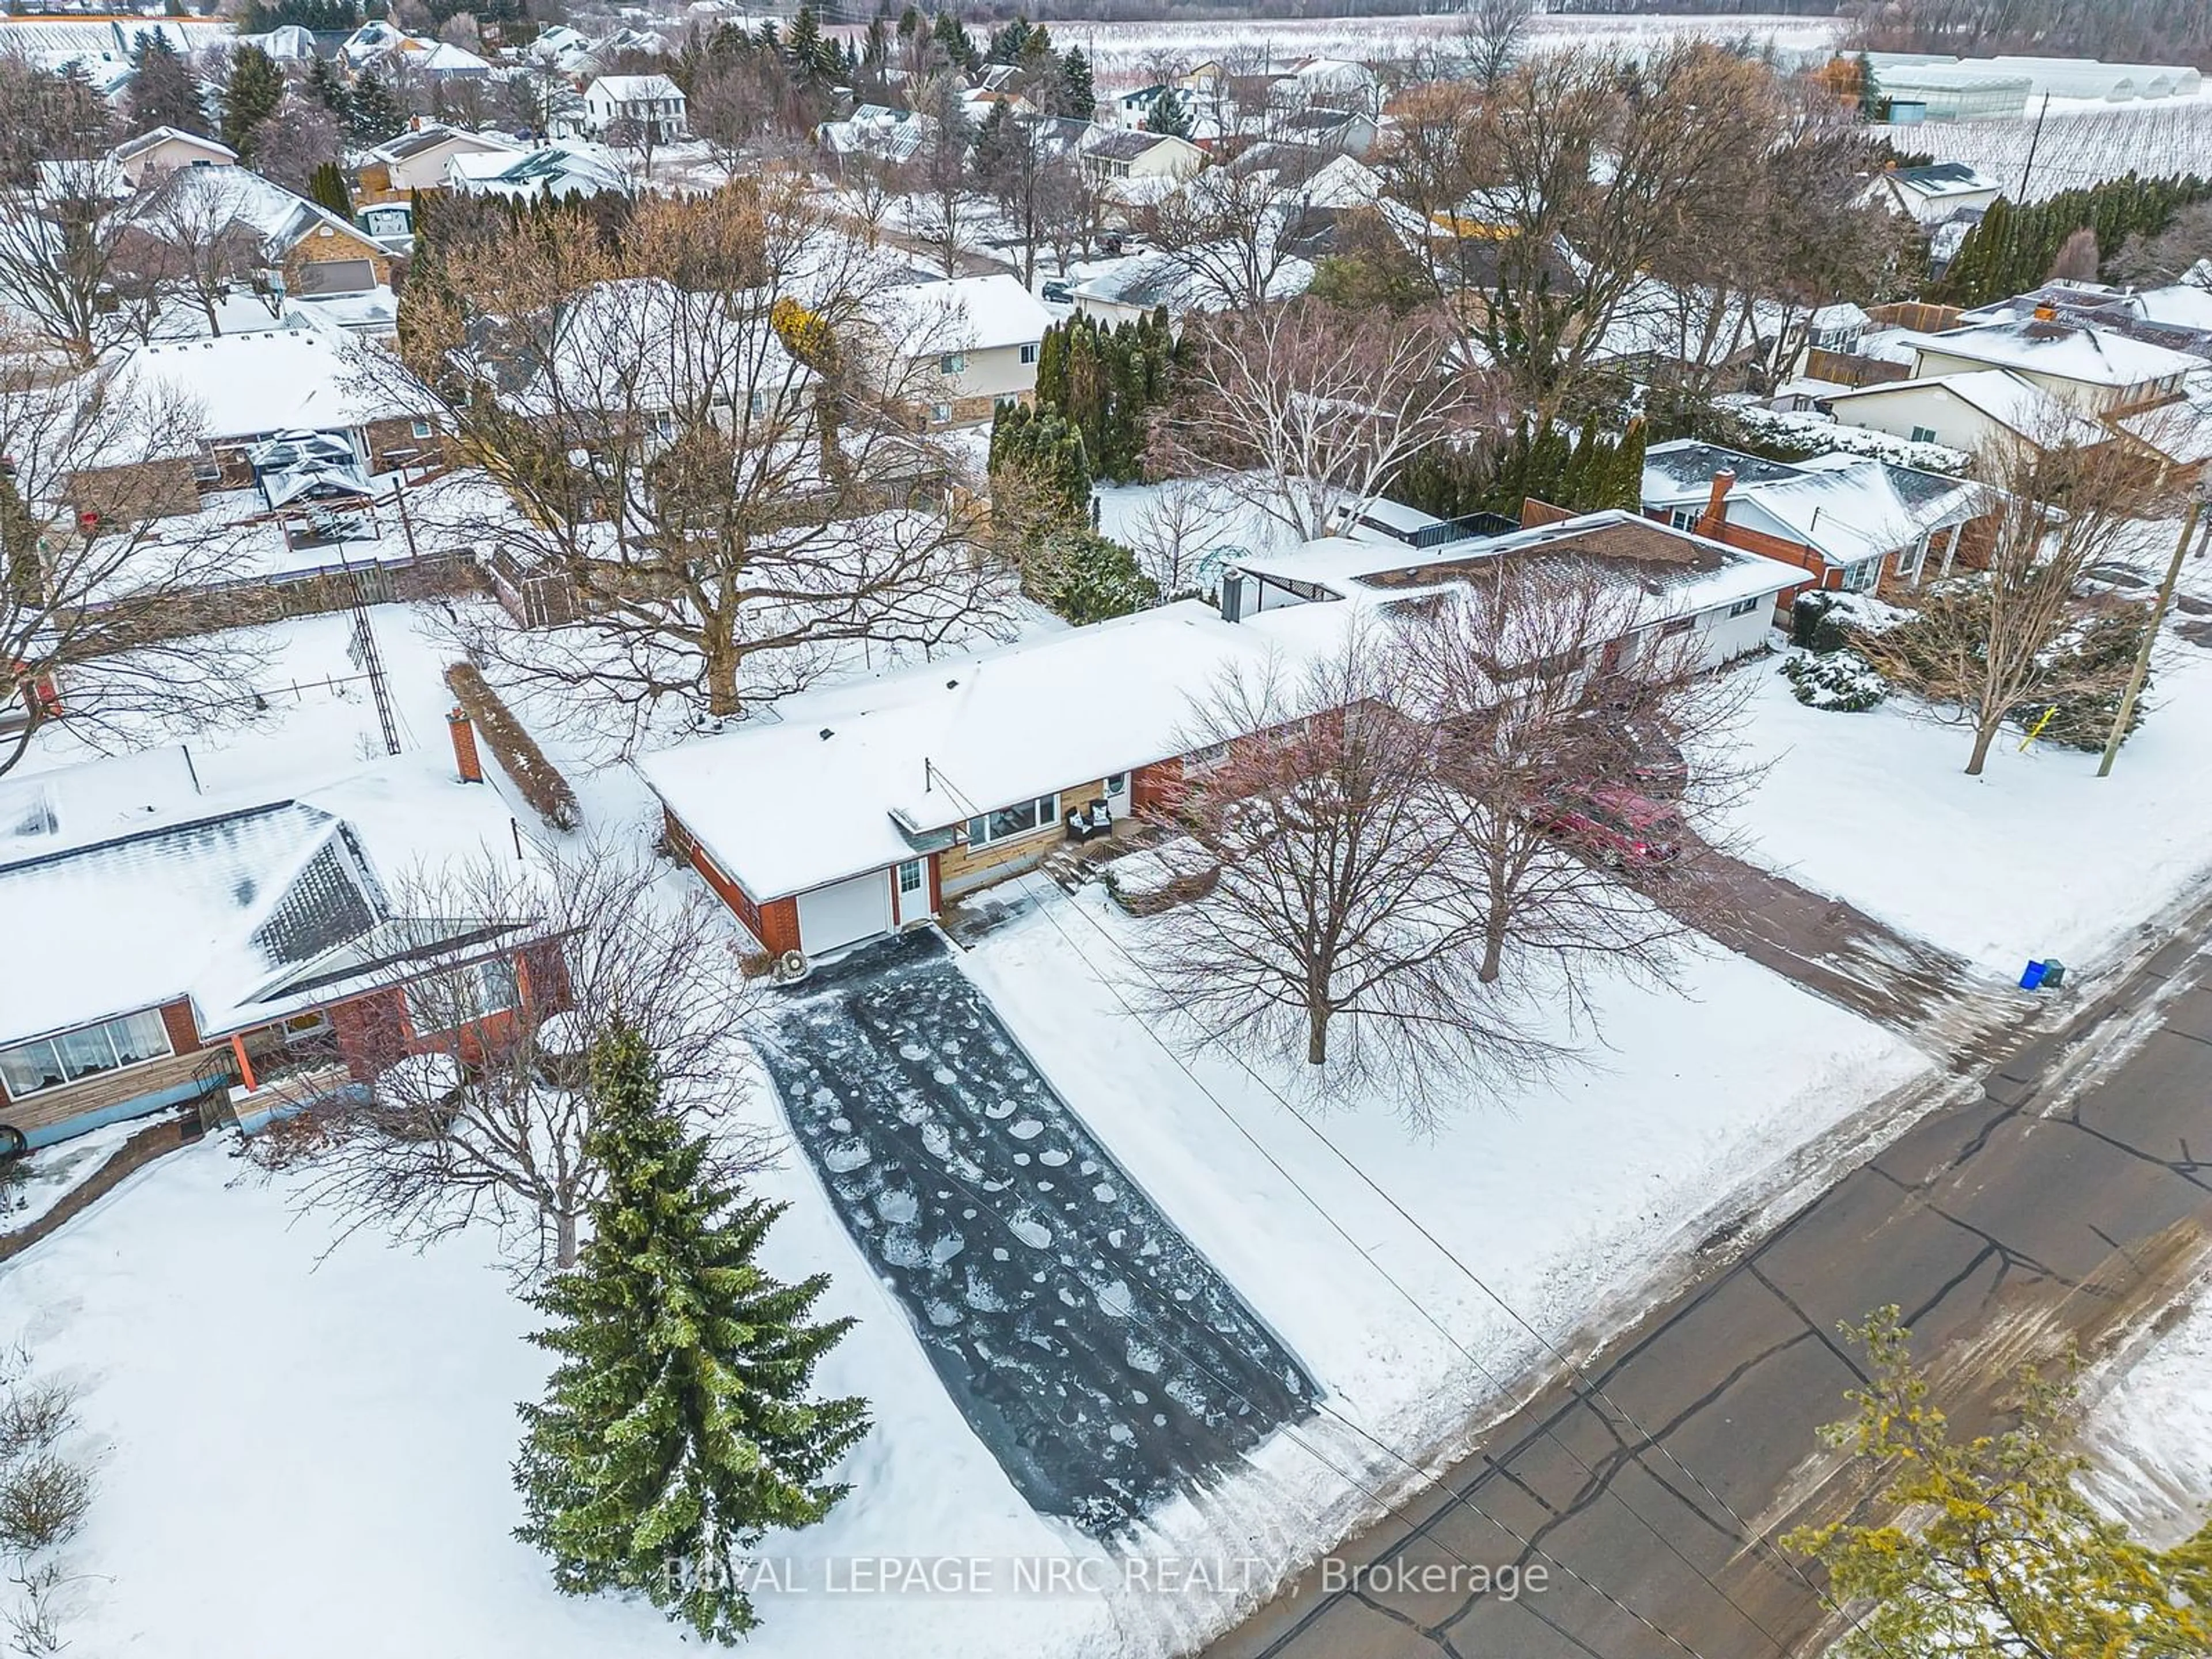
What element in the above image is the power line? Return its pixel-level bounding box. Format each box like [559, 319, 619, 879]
[915, 763, 1797, 1658]
[755, 1016, 1726, 1659]
[1018, 842, 1927, 1659]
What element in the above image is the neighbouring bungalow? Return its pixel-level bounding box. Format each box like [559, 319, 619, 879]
[1639, 438, 1992, 608]
[639, 509, 1801, 961]
[79, 328, 444, 518]
[445, 142, 634, 202]
[1897, 314, 2207, 416]
[1820, 367, 2108, 455]
[0, 748, 566, 1152]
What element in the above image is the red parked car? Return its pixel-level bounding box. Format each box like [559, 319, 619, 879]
[1537, 786, 1684, 868]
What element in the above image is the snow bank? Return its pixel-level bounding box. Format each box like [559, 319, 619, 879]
[2081, 1285, 2212, 1548]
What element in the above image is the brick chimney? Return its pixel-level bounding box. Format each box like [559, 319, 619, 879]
[1695, 469, 1735, 541]
[448, 706, 484, 784]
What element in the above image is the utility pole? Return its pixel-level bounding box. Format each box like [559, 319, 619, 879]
[2017, 92, 2052, 202]
[2099, 483, 2207, 777]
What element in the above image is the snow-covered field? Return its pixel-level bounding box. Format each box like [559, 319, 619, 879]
[1051, 10, 1841, 86]
[1725, 528, 2212, 979]
[1887, 94, 2212, 198]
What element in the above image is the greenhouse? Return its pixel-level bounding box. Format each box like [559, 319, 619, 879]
[1872, 63, 2034, 122]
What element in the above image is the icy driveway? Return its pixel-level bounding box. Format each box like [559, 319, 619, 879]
[755, 930, 1316, 1534]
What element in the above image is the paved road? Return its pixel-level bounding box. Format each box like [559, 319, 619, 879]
[1206, 923, 2212, 1659]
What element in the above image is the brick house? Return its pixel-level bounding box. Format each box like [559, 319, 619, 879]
[0, 751, 565, 1152]
[641, 509, 1800, 961]
[1638, 439, 1994, 612]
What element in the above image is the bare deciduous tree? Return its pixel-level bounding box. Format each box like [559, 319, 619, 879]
[0, 360, 267, 777]
[1143, 622, 1556, 1121]
[1858, 432, 2161, 775]
[1123, 477, 1236, 600]
[1400, 562, 1751, 997]
[1159, 299, 1499, 543]
[385, 184, 1009, 737]
[1456, 0, 1537, 88]
[275, 838, 770, 1273]
[113, 168, 273, 339]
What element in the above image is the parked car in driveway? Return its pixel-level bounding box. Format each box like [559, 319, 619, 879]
[1537, 786, 1684, 868]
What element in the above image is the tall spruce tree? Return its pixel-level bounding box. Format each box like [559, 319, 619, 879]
[219, 44, 285, 158]
[346, 68, 408, 144]
[125, 32, 209, 136]
[1143, 84, 1192, 138]
[514, 1025, 868, 1644]
[1058, 45, 1094, 117]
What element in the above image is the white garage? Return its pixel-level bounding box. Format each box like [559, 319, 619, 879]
[794, 869, 893, 956]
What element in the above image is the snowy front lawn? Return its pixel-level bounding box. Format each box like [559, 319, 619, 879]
[1725, 604, 2212, 977]
[0, 874, 1927, 1659]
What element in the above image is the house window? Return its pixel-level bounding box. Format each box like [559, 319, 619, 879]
[1019, 342, 1039, 365]
[930, 402, 953, 423]
[1909, 425, 1938, 445]
[1185, 740, 1228, 773]
[652, 410, 678, 441]
[1897, 533, 1930, 580]
[1105, 772, 1128, 796]
[938, 351, 967, 374]
[1844, 559, 1880, 592]
[1668, 507, 1698, 531]
[0, 1009, 172, 1099]
[403, 957, 520, 1037]
[411, 419, 433, 440]
[1660, 616, 1696, 637]
[1726, 597, 1760, 618]
[966, 793, 1059, 848]
[897, 858, 925, 896]
[748, 389, 767, 417]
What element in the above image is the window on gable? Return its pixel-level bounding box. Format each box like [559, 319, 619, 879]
[1909, 425, 1938, 445]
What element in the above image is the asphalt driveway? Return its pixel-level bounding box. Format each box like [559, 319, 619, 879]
[755, 929, 1316, 1534]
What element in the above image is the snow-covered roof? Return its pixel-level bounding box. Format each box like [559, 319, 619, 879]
[111, 126, 238, 165]
[1234, 512, 1805, 619]
[1645, 438, 1984, 569]
[1069, 248, 1316, 316]
[124, 165, 366, 262]
[0, 798, 376, 1044]
[445, 141, 631, 199]
[880, 274, 1054, 357]
[1823, 368, 2105, 446]
[2115, 392, 2212, 467]
[408, 39, 491, 75]
[639, 600, 1331, 898]
[372, 123, 523, 165]
[590, 72, 683, 103]
[112, 331, 425, 445]
[0, 745, 203, 865]
[640, 510, 1802, 900]
[2137, 275, 2212, 334]
[1907, 318, 2210, 388]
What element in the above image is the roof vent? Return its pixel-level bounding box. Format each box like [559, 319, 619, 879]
[819, 728, 834, 740]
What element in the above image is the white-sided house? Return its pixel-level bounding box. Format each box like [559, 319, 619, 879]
[878, 273, 1057, 425]
[579, 74, 688, 143]
[639, 510, 1800, 961]
[1867, 161, 2003, 226]
[364, 122, 526, 195]
[1077, 127, 1205, 188]
[1901, 317, 2209, 415]
[1821, 368, 2106, 454]
[109, 125, 238, 190]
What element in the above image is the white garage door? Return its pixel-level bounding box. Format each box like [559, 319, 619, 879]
[796, 870, 893, 956]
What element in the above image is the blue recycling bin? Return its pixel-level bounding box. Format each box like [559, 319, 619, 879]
[2020, 960, 2047, 990]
